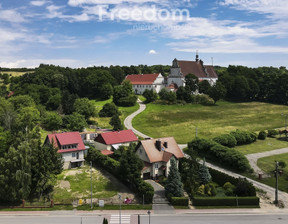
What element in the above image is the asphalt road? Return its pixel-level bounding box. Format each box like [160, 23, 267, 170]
[1, 213, 288, 224]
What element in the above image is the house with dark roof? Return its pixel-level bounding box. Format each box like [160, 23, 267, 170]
[167, 53, 218, 88]
[125, 73, 164, 94]
[44, 132, 86, 169]
[94, 129, 138, 154]
[135, 137, 184, 179]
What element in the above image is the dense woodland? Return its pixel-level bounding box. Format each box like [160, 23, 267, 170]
[0, 63, 287, 203]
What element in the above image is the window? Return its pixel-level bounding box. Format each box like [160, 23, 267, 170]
[155, 163, 158, 169]
[72, 153, 76, 157]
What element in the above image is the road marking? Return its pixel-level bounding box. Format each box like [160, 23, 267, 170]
[110, 214, 131, 224]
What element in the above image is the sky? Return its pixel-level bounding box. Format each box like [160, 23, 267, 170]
[0, 0, 288, 68]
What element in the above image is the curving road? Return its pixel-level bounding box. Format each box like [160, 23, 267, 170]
[124, 100, 288, 207]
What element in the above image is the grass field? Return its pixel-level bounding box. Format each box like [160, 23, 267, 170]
[0, 71, 33, 77]
[257, 153, 288, 192]
[53, 166, 119, 204]
[235, 137, 288, 155]
[132, 101, 288, 144]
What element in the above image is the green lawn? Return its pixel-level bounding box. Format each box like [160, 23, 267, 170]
[235, 137, 288, 155]
[132, 101, 288, 144]
[257, 154, 288, 193]
[53, 166, 119, 204]
[0, 71, 33, 77]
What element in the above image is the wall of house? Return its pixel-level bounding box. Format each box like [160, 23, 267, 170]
[94, 142, 111, 150]
[61, 150, 85, 169]
[135, 145, 150, 163]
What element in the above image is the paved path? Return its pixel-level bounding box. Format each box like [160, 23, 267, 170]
[124, 100, 151, 139]
[246, 147, 288, 176]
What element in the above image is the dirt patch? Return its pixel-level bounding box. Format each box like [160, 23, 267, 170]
[60, 180, 70, 189]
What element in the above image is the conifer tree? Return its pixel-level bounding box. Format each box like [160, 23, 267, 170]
[165, 157, 184, 198]
[198, 158, 211, 185]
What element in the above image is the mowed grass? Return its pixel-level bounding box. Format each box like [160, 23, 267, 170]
[257, 153, 288, 192]
[132, 101, 288, 144]
[53, 166, 119, 204]
[235, 138, 288, 155]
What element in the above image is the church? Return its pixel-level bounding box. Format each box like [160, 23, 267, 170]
[125, 53, 218, 94]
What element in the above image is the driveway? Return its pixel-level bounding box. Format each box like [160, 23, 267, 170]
[145, 180, 175, 214]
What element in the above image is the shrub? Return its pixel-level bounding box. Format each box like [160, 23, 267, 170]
[213, 134, 237, 148]
[234, 178, 256, 196]
[99, 103, 120, 117]
[192, 196, 259, 206]
[208, 168, 238, 186]
[258, 130, 267, 140]
[194, 94, 214, 105]
[223, 182, 235, 196]
[230, 130, 257, 145]
[171, 197, 189, 206]
[267, 129, 278, 138]
[137, 180, 154, 203]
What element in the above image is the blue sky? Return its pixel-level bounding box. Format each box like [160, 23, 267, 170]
[0, 0, 288, 68]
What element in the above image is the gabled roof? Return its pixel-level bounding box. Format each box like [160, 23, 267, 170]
[95, 129, 138, 145]
[125, 73, 161, 85]
[46, 132, 86, 153]
[176, 60, 218, 79]
[139, 137, 184, 163]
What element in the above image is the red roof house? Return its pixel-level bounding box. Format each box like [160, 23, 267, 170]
[44, 132, 86, 169]
[125, 73, 164, 94]
[94, 129, 138, 151]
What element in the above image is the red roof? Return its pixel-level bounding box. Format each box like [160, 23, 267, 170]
[125, 73, 160, 85]
[46, 132, 86, 153]
[101, 149, 114, 156]
[95, 129, 138, 145]
[177, 60, 218, 79]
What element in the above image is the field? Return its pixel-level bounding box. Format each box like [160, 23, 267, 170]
[132, 101, 288, 144]
[53, 165, 119, 204]
[0, 71, 32, 77]
[235, 138, 288, 155]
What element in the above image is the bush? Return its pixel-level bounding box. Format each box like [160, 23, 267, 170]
[234, 178, 256, 196]
[230, 130, 257, 145]
[137, 180, 154, 204]
[188, 138, 251, 172]
[99, 103, 120, 117]
[213, 134, 237, 148]
[267, 129, 278, 138]
[208, 168, 238, 186]
[171, 197, 189, 206]
[194, 94, 214, 105]
[192, 196, 259, 206]
[258, 130, 267, 140]
[223, 182, 235, 196]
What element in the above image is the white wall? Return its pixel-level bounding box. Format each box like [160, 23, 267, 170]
[61, 150, 85, 169]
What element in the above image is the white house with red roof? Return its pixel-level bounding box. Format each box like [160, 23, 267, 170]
[94, 129, 138, 154]
[125, 73, 164, 94]
[44, 132, 86, 169]
[135, 137, 184, 180]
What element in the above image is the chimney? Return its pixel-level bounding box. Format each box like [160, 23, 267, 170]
[155, 139, 161, 151]
[163, 141, 168, 148]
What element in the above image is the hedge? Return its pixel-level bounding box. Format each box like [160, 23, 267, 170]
[208, 168, 238, 186]
[213, 134, 237, 148]
[188, 138, 251, 172]
[171, 197, 189, 206]
[230, 130, 257, 145]
[192, 196, 259, 206]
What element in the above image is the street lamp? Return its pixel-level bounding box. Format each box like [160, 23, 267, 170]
[90, 161, 93, 209]
[147, 210, 151, 224]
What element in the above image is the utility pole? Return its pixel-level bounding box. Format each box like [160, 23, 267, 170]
[90, 161, 93, 209]
[118, 194, 122, 224]
[275, 161, 279, 204]
[147, 210, 151, 224]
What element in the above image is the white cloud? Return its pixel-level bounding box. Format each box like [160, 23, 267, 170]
[0, 7, 27, 23]
[30, 1, 47, 7]
[220, 0, 288, 19]
[149, 49, 157, 54]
